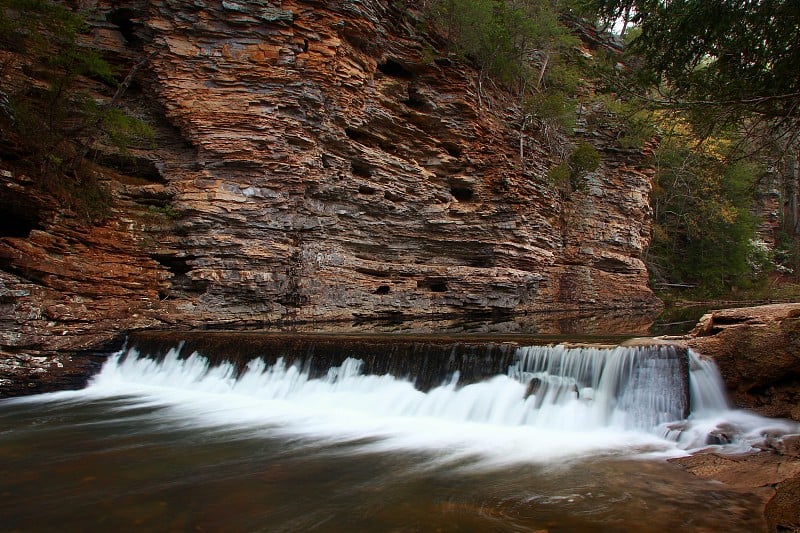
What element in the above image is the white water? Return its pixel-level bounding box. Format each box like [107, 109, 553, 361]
[70, 343, 799, 466]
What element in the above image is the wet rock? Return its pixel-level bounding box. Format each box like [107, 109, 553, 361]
[524, 377, 542, 399]
[687, 304, 800, 421]
[706, 423, 739, 446]
[766, 473, 800, 532]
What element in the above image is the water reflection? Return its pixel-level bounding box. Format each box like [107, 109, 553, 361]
[288, 308, 662, 337]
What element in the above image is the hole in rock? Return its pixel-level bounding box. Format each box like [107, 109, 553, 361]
[96, 153, 165, 184]
[106, 8, 140, 46]
[403, 86, 429, 110]
[151, 254, 193, 276]
[377, 58, 414, 79]
[0, 213, 40, 238]
[345, 127, 370, 144]
[441, 142, 462, 158]
[351, 160, 373, 178]
[418, 278, 448, 293]
[450, 185, 474, 202]
[374, 285, 391, 295]
[0, 194, 44, 238]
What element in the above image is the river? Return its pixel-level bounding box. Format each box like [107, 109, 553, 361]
[1, 335, 797, 531]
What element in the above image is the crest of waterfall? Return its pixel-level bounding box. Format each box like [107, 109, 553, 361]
[81, 339, 798, 459]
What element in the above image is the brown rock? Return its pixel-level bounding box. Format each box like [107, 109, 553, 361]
[1, 1, 661, 395]
[687, 304, 800, 421]
[766, 473, 800, 533]
[670, 436, 800, 532]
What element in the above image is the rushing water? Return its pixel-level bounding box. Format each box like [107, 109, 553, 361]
[1, 340, 798, 531]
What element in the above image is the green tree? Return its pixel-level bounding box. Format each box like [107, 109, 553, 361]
[581, 0, 800, 289]
[0, 0, 153, 221]
[647, 132, 765, 294]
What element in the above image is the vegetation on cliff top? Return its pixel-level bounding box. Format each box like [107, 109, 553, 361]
[0, 0, 153, 221]
[583, 0, 800, 297]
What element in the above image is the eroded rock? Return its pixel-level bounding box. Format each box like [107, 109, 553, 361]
[687, 303, 800, 421]
[1, 0, 660, 395]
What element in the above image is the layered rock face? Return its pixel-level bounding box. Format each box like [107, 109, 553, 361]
[0, 0, 659, 383]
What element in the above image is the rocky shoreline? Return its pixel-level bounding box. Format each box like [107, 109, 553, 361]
[664, 303, 800, 533]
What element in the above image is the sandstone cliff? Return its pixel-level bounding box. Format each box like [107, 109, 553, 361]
[0, 0, 659, 390]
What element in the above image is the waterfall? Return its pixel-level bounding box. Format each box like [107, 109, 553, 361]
[79, 339, 799, 463]
[509, 344, 688, 431]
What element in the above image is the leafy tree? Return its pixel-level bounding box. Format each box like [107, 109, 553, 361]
[647, 131, 766, 294]
[586, 0, 799, 122]
[579, 0, 800, 290]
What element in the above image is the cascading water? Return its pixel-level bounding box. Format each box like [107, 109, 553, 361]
[510, 344, 688, 431]
[3, 336, 798, 531]
[78, 340, 798, 462]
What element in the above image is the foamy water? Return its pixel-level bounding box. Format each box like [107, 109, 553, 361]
[44, 343, 796, 467]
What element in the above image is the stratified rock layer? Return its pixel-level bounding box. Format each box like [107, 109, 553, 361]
[1, 0, 660, 390]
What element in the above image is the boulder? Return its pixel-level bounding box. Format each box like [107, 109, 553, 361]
[687, 303, 800, 421]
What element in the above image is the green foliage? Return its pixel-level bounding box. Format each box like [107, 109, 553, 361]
[570, 140, 601, 175]
[547, 160, 572, 190]
[527, 90, 576, 130]
[1, 0, 154, 222]
[548, 140, 601, 193]
[647, 134, 765, 294]
[582, 0, 800, 134]
[83, 101, 155, 153]
[428, 0, 578, 90]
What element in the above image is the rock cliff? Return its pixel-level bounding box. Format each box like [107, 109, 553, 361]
[0, 0, 659, 393]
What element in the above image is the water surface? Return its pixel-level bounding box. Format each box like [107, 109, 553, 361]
[1, 342, 787, 532]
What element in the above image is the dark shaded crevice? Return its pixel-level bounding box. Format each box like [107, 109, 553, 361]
[593, 257, 635, 274]
[403, 86, 430, 111]
[0, 213, 41, 238]
[351, 159, 373, 178]
[441, 142, 462, 158]
[150, 253, 209, 297]
[95, 153, 165, 183]
[450, 185, 473, 202]
[355, 267, 391, 278]
[374, 285, 390, 294]
[150, 253, 192, 276]
[0, 191, 45, 238]
[377, 58, 414, 79]
[418, 277, 448, 292]
[106, 8, 143, 48]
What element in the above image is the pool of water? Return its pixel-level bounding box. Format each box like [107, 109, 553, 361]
[0, 359, 772, 532]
